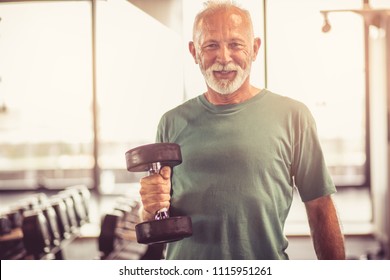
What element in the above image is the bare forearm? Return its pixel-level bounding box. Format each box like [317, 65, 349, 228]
[310, 215, 345, 259]
[305, 195, 346, 260]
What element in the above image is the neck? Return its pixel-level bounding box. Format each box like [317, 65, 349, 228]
[204, 85, 261, 105]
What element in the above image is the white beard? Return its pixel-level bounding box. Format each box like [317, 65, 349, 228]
[199, 61, 251, 95]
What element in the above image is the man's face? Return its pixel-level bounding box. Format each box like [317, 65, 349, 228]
[192, 10, 257, 95]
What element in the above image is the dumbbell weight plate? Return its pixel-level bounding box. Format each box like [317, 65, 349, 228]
[126, 143, 182, 172]
[98, 211, 123, 255]
[135, 216, 192, 244]
[0, 216, 12, 235]
[22, 210, 51, 256]
[6, 210, 23, 229]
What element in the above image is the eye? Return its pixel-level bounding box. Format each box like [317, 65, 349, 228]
[203, 43, 218, 50]
[230, 42, 243, 49]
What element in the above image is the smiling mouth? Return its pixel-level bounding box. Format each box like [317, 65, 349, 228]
[213, 70, 237, 79]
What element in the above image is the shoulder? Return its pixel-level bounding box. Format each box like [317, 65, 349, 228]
[161, 95, 202, 122]
[156, 95, 203, 142]
[263, 89, 309, 111]
[262, 89, 315, 123]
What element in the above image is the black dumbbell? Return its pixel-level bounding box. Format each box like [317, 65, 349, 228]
[49, 196, 72, 240]
[0, 215, 12, 236]
[2, 202, 31, 235]
[3, 205, 29, 238]
[67, 185, 91, 223]
[53, 193, 79, 234]
[98, 211, 123, 255]
[6, 210, 23, 229]
[0, 210, 25, 260]
[61, 189, 87, 227]
[113, 199, 144, 236]
[21, 194, 61, 248]
[39, 204, 61, 247]
[22, 209, 51, 258]
[125, 143, 192, 244]
[0, 209, 24, 242]
[101, 199, 141, 243]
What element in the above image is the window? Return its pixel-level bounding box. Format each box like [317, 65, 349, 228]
[0, 0, 187, 193]
[0, 0, 373, 194]
[266, 0, 367, 187]
[0, 2, 93, 189]
[95, 0, 184, 194]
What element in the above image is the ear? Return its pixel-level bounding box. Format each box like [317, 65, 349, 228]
[252, 37, 261, 61]
[189, 41, 199, 64]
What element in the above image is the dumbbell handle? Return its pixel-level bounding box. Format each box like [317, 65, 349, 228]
[148, 162, 170, 220]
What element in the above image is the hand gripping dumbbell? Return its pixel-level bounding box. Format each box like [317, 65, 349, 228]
[125, 143, 192, 244]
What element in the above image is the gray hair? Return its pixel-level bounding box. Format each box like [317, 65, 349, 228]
[192, 0, 254, 46]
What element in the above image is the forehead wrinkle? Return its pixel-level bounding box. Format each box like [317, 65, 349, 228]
[195, 11, 252, 47]
[193, 2, 255, 44]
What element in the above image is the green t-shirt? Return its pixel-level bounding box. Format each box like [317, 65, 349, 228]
[156, 89, 336, 259]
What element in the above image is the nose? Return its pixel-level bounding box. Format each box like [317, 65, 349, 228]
[216, 44, 232, 64]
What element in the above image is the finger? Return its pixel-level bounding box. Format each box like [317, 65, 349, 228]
[142, 200, 170, 214]
[140, 174, 166, 186]
[141, 193, 171, 205]
[159, 166, 172, 180]
[139, 181, 170, 195]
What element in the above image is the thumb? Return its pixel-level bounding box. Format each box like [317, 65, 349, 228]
[160, 166, 171, 180]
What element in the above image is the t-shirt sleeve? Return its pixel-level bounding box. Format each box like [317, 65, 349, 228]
[155, 114, 167, 143]
[291, 105, 337, 202]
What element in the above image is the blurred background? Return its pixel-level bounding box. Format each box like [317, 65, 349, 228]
[0, 0, 389, 260]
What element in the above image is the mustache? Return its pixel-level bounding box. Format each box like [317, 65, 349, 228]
[209, 63, 240, 72]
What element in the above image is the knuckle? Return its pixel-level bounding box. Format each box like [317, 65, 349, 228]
[155, 184, 166, 193]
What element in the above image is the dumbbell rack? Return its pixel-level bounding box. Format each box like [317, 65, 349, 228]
[98, 197, 165, 260]
[0, 185, 91, 260]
